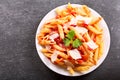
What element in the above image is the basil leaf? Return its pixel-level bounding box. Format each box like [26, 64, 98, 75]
[66, 30, 75, 39]
[72, 39, 82, 48]
[63, 38, 71, 46]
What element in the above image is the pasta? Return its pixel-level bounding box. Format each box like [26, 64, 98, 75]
[57, 25, 65, 39]
[37, 3, 103, 75]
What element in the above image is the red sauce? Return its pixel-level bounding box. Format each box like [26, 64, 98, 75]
[77, 59, 83, 64]
[81, 54, 89, 61]
[54, 37, 62, 44]
[82, 23, 88, 27]
[70, 24, 76, 27]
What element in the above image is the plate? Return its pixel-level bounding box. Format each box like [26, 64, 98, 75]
[35, 4, 110, 76]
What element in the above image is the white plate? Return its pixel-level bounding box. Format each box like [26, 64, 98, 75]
[35, 4, 110, 76]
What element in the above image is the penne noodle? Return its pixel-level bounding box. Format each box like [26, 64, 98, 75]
[53, 45, 65, 51]
[95, 34, 103, 45]
[78, 45, 88, 55]
[55, 8, 62, 15]
[43, 53, 52, 58]
[82, 43, 94, 64]
[89, 52, 94, 64]
[43, 40, 55, 45]
[94, 24, 103, 31]
[40, 28, 51, 34]
[58, 25, 64, 39]
[67, 66, 75, 75]
[82, 43, 93, 58]
[98, 41, 103, 59]
[55, 58, 67, 68]
[58, 19, 68, 24]
[88, 31, 92, 37]
[82, 5, 91, 17]
[83, 32, 91, 41]
[90, 17, 102, 25]
[76, 7, 88, 16]
[87, 25, 102, 34]
[58, 51, 69, 59]
[80, 61, 94, 66]
[41, 48, 49, 53]
[59, 15, 73, 22]
[74, 66, 90, 71]
[90, 33, 95, 40]
[67, 2, 73, 10]
[93, 48, 99, 64]
[43, 25, 55, 29]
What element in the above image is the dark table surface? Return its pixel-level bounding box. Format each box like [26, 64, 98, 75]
[0, 0, 120, 80]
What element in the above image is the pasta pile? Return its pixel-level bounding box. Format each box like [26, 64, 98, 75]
[37, 3, 103, 74]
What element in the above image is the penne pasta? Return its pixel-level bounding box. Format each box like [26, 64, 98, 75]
[87, 25, 102, 34]
[74, 66, 90, 71]
[55, 59, 66, 68]
[81, 5, 91, 17]
[37, 3, 104, 75]
[90, 33, 95, 40]
[53, 45, 65, 51]
[94, 23, 103, 31]
[41, 48, 49, 53]
[90, 17, 102, 25]
[43, 25, 56, 29]
[76, 7, 87, 16]
[82, 43, 92, 54]
[67, 66, 75, 75]
[44, 53, 52, 58]
[83, 32, 91, 41]
[58, 51, 69, 59]
[79, 61, 94, 66]
[93, 48, 99, 64]
[98, 41, 103, 59]
[41, 28, 51, 33]
[95, 34, 103, 45]
[58, 25, 64, 39]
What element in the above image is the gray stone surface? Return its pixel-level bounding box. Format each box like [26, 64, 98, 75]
[0, 0, 120, 80]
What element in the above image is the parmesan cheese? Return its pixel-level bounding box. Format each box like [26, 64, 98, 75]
[76, 15, 92, 24]
[86, 40, 98, 50]
[68, 49, 82, 60]
[49, 33, 59, 41]
[51, 51, 58, 62]
[69, 18, 78, 25]
[74, 26, 88, 35]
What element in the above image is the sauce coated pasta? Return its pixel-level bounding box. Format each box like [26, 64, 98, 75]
[37, 3, 103, 75]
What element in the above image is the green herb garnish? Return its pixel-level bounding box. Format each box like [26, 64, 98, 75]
[63, 30, 82, 48]
[63, 38, 71, 46]
[72, 39, 82, 48]
[66, 30, 75, 39]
